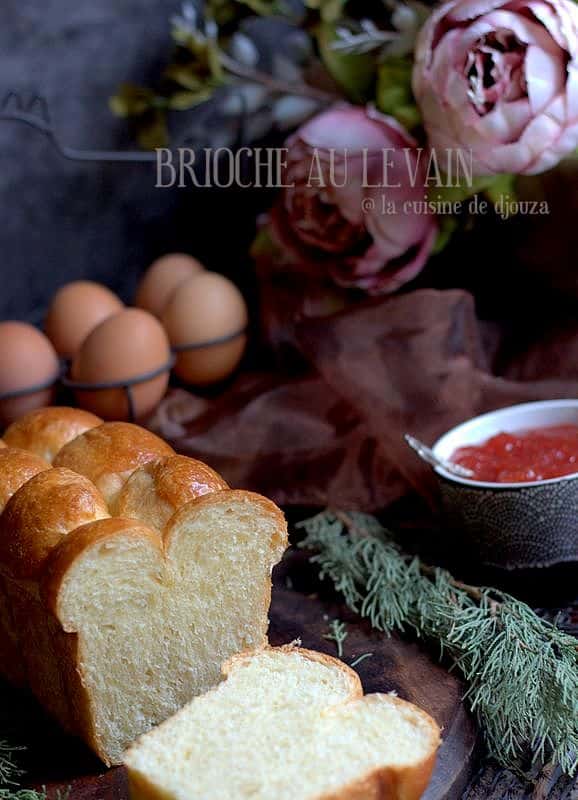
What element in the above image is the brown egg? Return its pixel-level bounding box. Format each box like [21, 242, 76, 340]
[71, 309, 171, 421]
[162, 272, 248, 386]
[0, 322, 60, 426]
[135, 254, 204, 318]
[45, 281, 124, 359]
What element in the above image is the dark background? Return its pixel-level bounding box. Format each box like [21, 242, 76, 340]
[0, 0, 268, 324]
[2, 0, 578, 331]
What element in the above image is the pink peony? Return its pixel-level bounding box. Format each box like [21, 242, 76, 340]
[413, 0, 578, 176]
[270, 105, 437, 295]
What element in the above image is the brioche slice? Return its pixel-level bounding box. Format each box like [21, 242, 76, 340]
[40, 491, 287, 765]
[3, 407, 102, 463]
[54, 422, 174, 510]
[125, 646, 441, 800]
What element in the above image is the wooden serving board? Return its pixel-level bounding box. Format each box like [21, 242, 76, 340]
[0, 551, 477, 800]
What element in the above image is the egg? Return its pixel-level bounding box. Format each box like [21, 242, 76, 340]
[45, 281, 124, 359]
[0, 322, 60, 426]
[71, 309, 171, 420]
[162, 272, 248, 386]
[135, 254, 204, 318]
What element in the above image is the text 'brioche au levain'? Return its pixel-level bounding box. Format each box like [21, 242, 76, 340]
[0, 407, 288, 764]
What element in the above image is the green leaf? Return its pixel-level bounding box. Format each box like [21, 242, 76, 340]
[164, 66, 206, 91]
[484, 173, 516, 204]
[170, 33, 224, 84]
[317, 22, 375, 103]
[167, 88, 214, 110]
[432, 216, 458, 255]
[136, 111, 170, 149]
[376, 57, 420, 130]
[306, 0, 346, 22]
[239, 0, 289, 14]
[250, 225, 278, 260]
[430, 173, 515, 205]
[207, 40, 225, 82]
[109, 83, 155, 118]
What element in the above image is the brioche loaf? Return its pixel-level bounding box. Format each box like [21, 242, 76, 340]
[0, 407, 288, 765]
[3, 407, 102, 463]
[125, 646, 441, 800]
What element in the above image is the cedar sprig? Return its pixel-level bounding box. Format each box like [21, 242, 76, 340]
[0, 790, 68, 800]
[297, 510, 578, 777]
[0, 740, 48, 800]
[323, 619, 348, 658]
[0, 742, 23, 788]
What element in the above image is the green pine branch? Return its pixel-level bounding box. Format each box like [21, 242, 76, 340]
[0, 741, 46, 800]
[298, 510, 578, 778]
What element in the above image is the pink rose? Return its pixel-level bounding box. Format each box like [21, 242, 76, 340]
[270, 105, 437, 295]
[413, 0, 578, 176]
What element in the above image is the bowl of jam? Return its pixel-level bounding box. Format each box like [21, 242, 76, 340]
[432, 400, 578, 569]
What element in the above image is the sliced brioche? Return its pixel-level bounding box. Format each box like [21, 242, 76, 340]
[117, 455, 228, 533]
[0, 411, 287, 765]
[37, 490, 286, 764]
[42, 518, 166, 760]
[125, 646, 441, 800]
[160, 491, 286, 699]
[3, 406, 103, 463]
[53, 422, 174, 510]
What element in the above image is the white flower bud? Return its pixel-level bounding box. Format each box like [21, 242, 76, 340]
[230, 33, 259, 66]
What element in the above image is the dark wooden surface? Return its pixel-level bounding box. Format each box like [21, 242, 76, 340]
[0, 551, 575, 800]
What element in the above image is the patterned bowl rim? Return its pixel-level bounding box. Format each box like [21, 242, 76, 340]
[432, 399, 578, 490]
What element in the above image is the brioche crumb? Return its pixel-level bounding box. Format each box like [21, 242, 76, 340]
[55, 494, 286, 763]
[125, 647, 440, 800]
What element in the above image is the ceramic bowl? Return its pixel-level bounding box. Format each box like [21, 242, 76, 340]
[432, 400, 578, 569]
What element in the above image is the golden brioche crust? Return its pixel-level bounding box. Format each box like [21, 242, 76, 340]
[54, 422, 174, 510]
[318, 751, 438, 800]
[117, 455, 229, 532]
[0, 468, 110, 580]
[222, 643, 362, 695]
[127, 739, 437, 800]
[3, 407, 102, 463]
[0, 440, 6, 448]
[318, 695, 440, 800]
[0, 447, 51, 512]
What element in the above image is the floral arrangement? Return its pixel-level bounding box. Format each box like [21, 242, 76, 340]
[113, 0, 578, 296]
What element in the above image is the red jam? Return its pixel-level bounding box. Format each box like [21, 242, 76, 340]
[451, 424, 578, 483]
